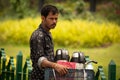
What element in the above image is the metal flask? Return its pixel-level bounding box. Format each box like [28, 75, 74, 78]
[70, 52, 86, 63]
[79, 52, 86, 63]
[70, 52, 80, 63]
[55, 49, 62, 61]
[61, 49, 70, 61]
[55, 49, 70, 61]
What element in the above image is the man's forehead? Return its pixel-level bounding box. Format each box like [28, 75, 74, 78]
[48, 12, 58, 15]
[47, 12, 59, 17]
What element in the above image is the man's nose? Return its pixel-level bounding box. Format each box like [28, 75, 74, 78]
[53, 19, 57, 23]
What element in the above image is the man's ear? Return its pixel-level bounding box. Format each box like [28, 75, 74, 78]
[41, 16, 45, 21]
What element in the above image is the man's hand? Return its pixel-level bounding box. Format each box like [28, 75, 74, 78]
[41, 59, 68, 76]
[52, 63, 68, 76]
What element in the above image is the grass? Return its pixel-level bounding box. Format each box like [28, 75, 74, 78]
[0, 43, 120, 79]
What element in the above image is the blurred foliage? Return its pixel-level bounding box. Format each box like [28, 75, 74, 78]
[75, 0, 85, 14]
[10, 0, 30, 18]
[0, 0, 120, 24]
[95, 1, 120, 25]
[0, 17, 40, 44]
[52, 19, 120, 48]
[0, 17, 120, 48]
[0, 0, 120, 48]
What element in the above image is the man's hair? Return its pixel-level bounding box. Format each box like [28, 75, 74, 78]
[41, 5, 59, 17]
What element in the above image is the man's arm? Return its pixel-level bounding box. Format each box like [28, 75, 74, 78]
[39, 58, 68, 76]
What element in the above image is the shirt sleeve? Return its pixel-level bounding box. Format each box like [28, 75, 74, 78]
[30, 30, 46, 68]
[38, 57, 47, 68]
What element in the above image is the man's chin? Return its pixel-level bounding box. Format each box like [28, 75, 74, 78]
[51, 25, 56, 29]
[51, 26, 55, 29]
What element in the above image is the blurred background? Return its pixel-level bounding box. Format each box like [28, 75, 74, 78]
[0, 0, 120, 79]
[0, 0, 120, 22]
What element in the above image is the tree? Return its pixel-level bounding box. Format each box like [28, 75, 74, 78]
[38, 0, 45, 12]
[90, 0, 96, 12]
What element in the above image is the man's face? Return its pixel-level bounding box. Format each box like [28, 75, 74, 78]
[42, 12, 58, 29]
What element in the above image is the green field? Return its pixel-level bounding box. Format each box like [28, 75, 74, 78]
[0, 43, 120, 79]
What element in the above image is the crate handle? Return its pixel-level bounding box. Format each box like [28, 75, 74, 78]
[52, 69, 56, 80]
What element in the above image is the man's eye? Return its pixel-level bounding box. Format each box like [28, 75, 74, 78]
[50, 18, 54, 20]
[49, 18, 58, 21]
[55, 18, 58, 20]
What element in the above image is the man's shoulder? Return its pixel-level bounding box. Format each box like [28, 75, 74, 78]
[31, 28, 44, 39]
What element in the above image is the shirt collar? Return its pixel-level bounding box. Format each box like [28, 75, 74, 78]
[39, 24, 51, 35]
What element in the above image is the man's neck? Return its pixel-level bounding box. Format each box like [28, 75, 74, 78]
[41, 23, 50, 32]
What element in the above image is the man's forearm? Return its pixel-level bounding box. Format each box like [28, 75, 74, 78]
[41, 59, 56, 68]
[38, 57, 56, 68]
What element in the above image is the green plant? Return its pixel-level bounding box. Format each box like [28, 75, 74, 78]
[75, 0, 85, 14]
[10, 0, 30, 18]
[0, 17, 120, 48]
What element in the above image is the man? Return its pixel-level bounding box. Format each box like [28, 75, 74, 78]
[30, 5, 68, 80]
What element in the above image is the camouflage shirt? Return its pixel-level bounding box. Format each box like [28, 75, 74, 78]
[30, 24, 54, 80]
